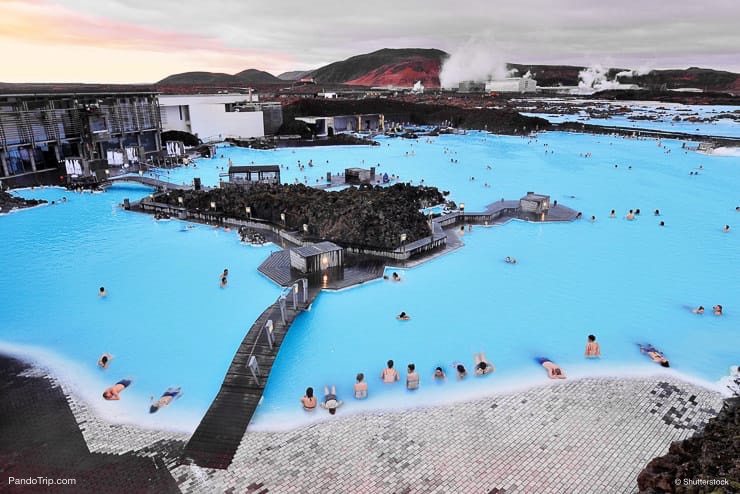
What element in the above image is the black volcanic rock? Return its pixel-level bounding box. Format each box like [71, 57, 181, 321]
[0, 190, 46, 213]
[637, 398, 739, 494]
[160, 183, 445, 250]
[282, 99, 550, 134]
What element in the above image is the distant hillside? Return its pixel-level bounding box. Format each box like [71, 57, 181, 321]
[157, 69, 281, 85]
[308, 48, 448, 87]
[622, 67, 740, 93]
[233, 69, 282, 83]
[506, 64, 739, 93]
[277, 70, 314, 81]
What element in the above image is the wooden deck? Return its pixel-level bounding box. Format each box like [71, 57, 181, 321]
[181, 281, 320, 469]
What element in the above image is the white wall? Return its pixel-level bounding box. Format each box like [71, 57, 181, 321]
[160, 105, 189, 132]
[188, 105, 264, 141]
[158, 94, 264, 140]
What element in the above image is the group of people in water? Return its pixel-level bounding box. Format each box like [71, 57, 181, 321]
[300, 354, 497, 415]
[692, 304, 723, 316]
[298, 332, 690, 416]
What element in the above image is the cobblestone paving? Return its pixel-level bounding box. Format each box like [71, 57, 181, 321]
[46, 373, 726, 493]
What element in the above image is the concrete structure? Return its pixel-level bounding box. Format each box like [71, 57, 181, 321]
[344, 167, 375, 185]
[0, 90, 161, 184]
[289, 241, 344, 274]
[227, 165, 280, 187]
[295, 114, 384, 137]
[158, 94, 283, 142]
[485, 77, 538, 93]
[458, 80, 486, 93]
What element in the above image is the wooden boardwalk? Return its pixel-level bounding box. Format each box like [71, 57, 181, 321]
[181, 281, 320, 469]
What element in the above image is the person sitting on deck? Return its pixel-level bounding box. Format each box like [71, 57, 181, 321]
[692, 306, 705, 314]
[433, 366, 447, 381]
[397, 312, 411, 320]
[537, 358, 566, 379]
[98, 352, 113, 369]
[713, 304, 723, 316]
[639, 344, 670, 367]
[149, 387, 183, 413]
[103, 379, 132, 400]
[301, 387, 317, 410]
[319, 385, 343, 415]
[381, 360, 400, 383]
[354, 373, 368, 399]
[455, 363, 468, 380]
[585, 335, 601, 358]
[474, 353, 495, 375]
[406, 363, 420, 390]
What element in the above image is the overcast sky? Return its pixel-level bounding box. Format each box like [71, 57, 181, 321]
[1, 0, 738, 83]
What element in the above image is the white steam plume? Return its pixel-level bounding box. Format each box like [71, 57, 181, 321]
[439, 39, 509, 89]
[578, 64, 622, 91]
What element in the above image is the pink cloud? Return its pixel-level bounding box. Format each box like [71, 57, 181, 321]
[0, 1, 293, 71]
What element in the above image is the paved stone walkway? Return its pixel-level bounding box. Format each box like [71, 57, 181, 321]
[45, 370, 724, 494]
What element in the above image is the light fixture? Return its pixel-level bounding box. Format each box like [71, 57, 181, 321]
[177, 196, 183, 204]
[210, 201, 216, 209]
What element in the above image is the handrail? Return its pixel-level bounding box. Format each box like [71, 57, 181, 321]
[243, 278, 309, 386]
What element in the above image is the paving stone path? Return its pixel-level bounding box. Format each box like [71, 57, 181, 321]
[29, 363, 720, 494]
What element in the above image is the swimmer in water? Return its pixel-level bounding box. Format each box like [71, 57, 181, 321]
[692, 306, 704, 314]
[149, 387, 183, 413]
[433, 367, 446, 381]
[220, 276, 227, 287]
[713, 304, 723, 316]
[98, 352, 113, 369]
[397, 311, 411, 320]
[99, 286, 108, 297]
[537, 358, 566, 379]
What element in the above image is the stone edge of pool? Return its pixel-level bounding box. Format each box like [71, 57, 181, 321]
[2, 353, 730, 494]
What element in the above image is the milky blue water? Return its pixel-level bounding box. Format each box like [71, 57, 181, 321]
[2, 121, 738, 433]
[520, 101, 739, 138]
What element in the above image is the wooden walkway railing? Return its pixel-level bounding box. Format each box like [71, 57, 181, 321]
[181, 279, 320, 469]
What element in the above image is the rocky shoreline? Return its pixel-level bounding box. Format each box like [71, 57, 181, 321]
[638, 397, 739, 493]
[0, 189, 47, 213]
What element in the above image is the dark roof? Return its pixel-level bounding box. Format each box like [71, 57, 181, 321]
[229, 165, 280, 173]
[293, 241, 342, 257]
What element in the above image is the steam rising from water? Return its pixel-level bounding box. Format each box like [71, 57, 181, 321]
[577, 64, 652, 93]
[439, 39, 510, 89]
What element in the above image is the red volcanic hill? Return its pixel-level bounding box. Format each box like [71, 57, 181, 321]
[309, 48, 448, 88]
[344, 57, 442, 87]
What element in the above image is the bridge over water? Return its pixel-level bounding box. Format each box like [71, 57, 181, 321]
[104, 174, 193, 191]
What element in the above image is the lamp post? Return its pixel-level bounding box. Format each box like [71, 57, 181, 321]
[245, 206, 251, 220]
[280, 212, 286, 226]
[459, 202, 465, 227]
[400, 232, 407, 254]
[177, 196, 184, 206]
